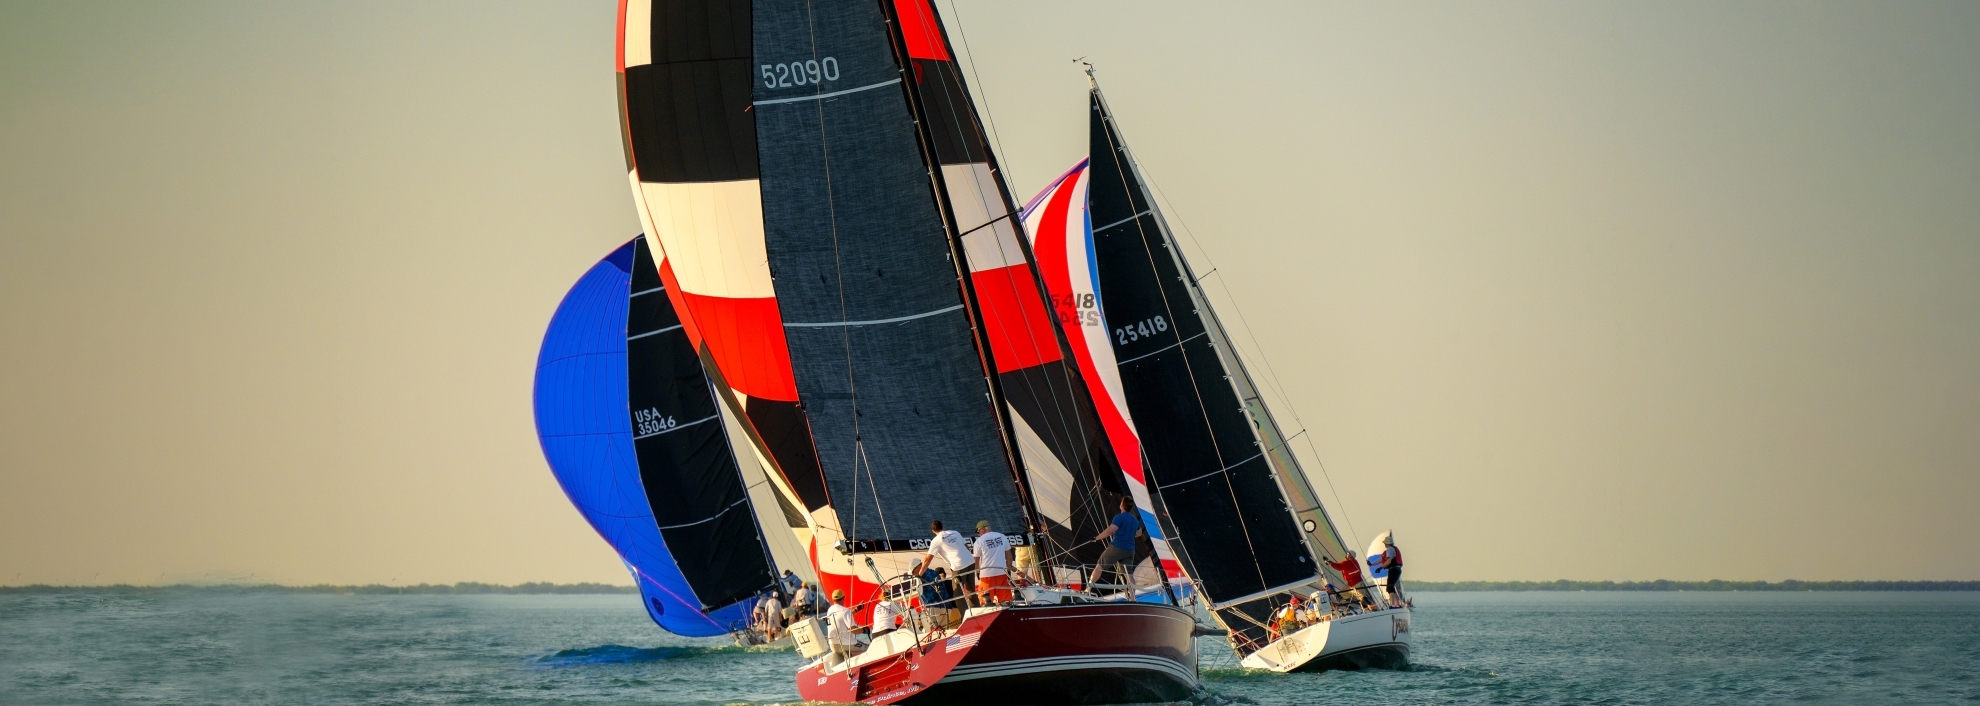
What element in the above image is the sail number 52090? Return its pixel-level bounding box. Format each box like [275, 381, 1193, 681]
[1115, 315, 1169, 346]
[761, 57, 840, 88]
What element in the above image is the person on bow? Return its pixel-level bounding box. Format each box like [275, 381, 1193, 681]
[1089, 497, 1142, 594]
[911, 520, 976, 608]
[972, 520, 1014, 604]
[1374, 534, 1405, 608]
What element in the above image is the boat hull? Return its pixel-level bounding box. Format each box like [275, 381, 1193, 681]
[796, 601, 1199, 705]
[1238, 607, 1411, 673]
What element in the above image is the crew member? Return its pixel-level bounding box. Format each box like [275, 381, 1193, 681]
[1326, 549, 1370, 610]
[870, 585, 904, 637]
[911, 520, 976, 607]
[779, 569, 803, 597]
[972, 520, 1014, 604]
[1089, 497, 1142, 593]
[918, 565, 958, 630]
[1012, 519, 1043, 585]
[789, 583, 812, 621]
[1375, 534, 1405, 608]
[824, 589, 858, 666]
[756, 590, 784, 640]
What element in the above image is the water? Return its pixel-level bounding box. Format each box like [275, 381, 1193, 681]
[3, 590, 1975, 705]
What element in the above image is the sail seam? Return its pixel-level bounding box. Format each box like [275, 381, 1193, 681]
[1156, 451, 1264, 490]
[652, 497, 750, 530]
[631, 413, 717, 439]
[1115, 332, 1206, 367]
[627, 324, 684, 341]
[1092, 209, 1152, 234]
[753, 78, 902, 106]
[782, 304, 963, 328]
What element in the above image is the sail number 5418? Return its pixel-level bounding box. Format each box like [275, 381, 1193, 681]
[761, 57, 840, 88]
[1115, 315, 1168, 346]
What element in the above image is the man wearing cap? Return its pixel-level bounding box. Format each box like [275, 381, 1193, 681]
[1373, 534, 1405, 608]
[755, 589, 784, 641]
[971, 520, 1014, 604]
[911, 520, 976, 608]
[823, 589, 858, 666]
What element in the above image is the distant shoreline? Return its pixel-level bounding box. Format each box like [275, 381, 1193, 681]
[3, 579, 1976, 594]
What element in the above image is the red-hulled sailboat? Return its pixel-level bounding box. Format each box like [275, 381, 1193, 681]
[613, 0, 1201, 702]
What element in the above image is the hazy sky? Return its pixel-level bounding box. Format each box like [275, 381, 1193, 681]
[3, 1, 1975, 586]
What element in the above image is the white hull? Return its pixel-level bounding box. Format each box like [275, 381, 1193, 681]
[1237, 607, 1411, 672]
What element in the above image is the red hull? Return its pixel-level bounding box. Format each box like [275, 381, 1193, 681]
[795, 602, 1199, 705]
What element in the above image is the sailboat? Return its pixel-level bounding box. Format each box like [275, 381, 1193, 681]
[533, 237, 816, 640]
[613, 0, 1200, 702]
[1023, 68, 1412, 673]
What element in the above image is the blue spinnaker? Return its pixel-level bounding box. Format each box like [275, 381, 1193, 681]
[533, 239, 751, 637]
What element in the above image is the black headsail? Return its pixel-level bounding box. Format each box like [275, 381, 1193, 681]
[1085, 81, 1320, 607]
[751, 0, 1029, 549]
[882, 0, 1131, 572]
[626, 238, 779, 610]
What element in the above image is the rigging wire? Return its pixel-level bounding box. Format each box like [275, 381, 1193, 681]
[943, 0, 1018, 190]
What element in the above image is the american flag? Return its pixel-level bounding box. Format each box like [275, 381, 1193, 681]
[945, 632, 981, 653]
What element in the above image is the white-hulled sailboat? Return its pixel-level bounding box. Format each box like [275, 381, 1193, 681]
[1021, 67, 1412, 673]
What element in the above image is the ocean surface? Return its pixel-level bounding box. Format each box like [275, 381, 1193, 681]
[3, 589, 1975, 705]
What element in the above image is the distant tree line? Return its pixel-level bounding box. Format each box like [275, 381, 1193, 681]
[1410, 579, 1980, 592]
[0, 582, 638, 595]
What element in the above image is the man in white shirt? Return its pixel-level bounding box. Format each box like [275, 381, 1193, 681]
[910, 520, 975, 608]
[823, 589, 858, 666]
[869, 584, 903, 636]
[971, 520, 1013, 604]
[755, 590, 784, 640]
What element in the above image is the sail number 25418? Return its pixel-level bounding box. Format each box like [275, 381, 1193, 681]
[761, 58, 840, 88]
[1115, 315, 1169, 346]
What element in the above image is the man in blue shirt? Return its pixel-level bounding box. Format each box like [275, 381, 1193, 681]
[1088, 497, 1143, 593]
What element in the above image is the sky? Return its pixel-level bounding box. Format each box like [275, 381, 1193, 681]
[2, 1, 1974, 587]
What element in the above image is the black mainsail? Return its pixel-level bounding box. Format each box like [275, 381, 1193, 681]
[752, 0, 1028, 546]
[1085, 84, 1320, 607]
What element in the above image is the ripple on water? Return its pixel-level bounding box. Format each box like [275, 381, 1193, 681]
[530, 644, 697, 667]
